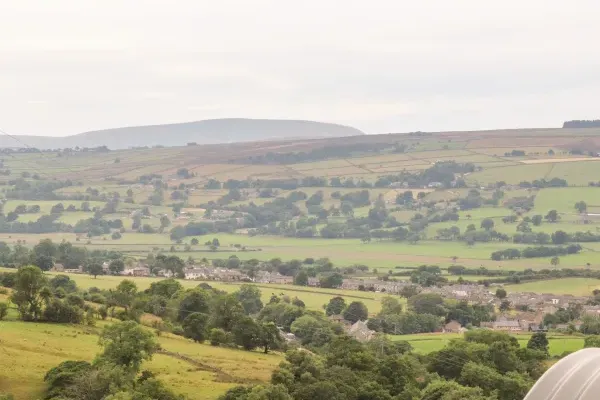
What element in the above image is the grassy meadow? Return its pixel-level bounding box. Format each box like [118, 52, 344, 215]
[0, 319, 282, 400]
[505, 277, 600, 296]
[395, 333, 584, 356]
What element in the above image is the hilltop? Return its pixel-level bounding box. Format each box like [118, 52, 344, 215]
[0, 118, 365, 149]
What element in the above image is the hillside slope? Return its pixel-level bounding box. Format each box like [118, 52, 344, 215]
[0, 118, 365, 149]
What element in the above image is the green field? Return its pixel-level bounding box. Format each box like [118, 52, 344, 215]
[395, 333, 583, 356]
[3, 132, 600, 289]
[0, 319, 281, 400]
[533, 187, 600, 215]
[506, 277, 600, 296]
[466, 164, 554, 185]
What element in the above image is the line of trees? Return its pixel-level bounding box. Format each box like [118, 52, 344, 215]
[491, 244, 582, 260]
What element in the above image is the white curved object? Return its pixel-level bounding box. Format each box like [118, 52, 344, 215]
[524, 348, 600, 400]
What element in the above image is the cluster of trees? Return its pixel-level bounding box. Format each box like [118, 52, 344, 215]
[170, 219, 240, 240]
[74, 216, 124, 237]
[0, 238, 126, 272]
[542, 303, 582, 329]
[205, 160, 473, 194]
[368, 293, 494, 335]
[0, 266, 285, 356]
[503, 195, 535, 212]
[240, 192, 410, 241]
[517, 178, 568, 188]
[394, 190, 427, 205]
[504, 149, 526, 156]
[490, 244, 582, 260]
[374, 161, 474, 189]
[0, 199, 127, 236]
[221, 329, 550, 400]
[4, 179, 76, 201]
[409, 265, 448, 287]
[0, 213, 70, 234]
[4, 266, 96, 324]
[103, 279, 287, 353]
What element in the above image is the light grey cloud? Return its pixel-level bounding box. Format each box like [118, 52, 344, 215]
[1, 0, 599, 136]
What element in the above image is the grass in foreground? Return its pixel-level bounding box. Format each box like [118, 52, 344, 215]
[0, 319, 281, 400]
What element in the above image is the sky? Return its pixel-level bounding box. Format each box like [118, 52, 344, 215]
[1, 0, 600, 136]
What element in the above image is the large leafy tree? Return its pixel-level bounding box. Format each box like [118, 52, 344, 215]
[380, 297, 403, 315]
[111, 280, 137, 311]
[49, 274, 77, 293]
[164, 255, 185, 278]
[236, 284, 264, 315]
[343, 301, 368, 323]
[34, 254, 54, 271]
[33, 238, 58, 259]
[257, 322, 283, 354]
[232, 316, 261, 351]
[325, 297, 346, 316]
[98, 321, 158, 373]
[177, 288, 211, 322]
[108, 259, 125, 275]
[183, 312, 210, 343]
[148, 278, 183, 298]
[408, 293, 446, 316]
[211, 293, 245, 331]
[293, 270, 309, 286]
[527, 332, 549, 356]
[10, 265, 48, 321]
[86, 262, 104, 279]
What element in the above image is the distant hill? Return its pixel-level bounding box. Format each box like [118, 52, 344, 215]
[0, 119, 366, 149]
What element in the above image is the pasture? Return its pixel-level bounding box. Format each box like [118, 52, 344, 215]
[0, 319, 281, 400]
[505, 278, 600, 296]
[395, 332, 584, 356]
[3, 129, 600, 289]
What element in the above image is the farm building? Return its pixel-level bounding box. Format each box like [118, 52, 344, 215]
[443, 320, 463, 333]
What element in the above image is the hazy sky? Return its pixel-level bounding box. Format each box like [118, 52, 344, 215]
[1, 0, 600, 136]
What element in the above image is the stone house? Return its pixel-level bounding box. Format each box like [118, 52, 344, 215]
[216, 269, 247, 282]
[481, 318, 523, 332]
[64, 265, 84, 274]
[122, 264, 150, 277]
[132, 266, 150, 277]
[347, 320, 376, 342]
[583, 305, 600, 317]
[184, 267, 209, 280]
[307, 277, 320, 287]
[329, 314, 352, 329]
[51, 263, 65, 272]
[443, 320, 463, 333]
[255, 271, 293, 284]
